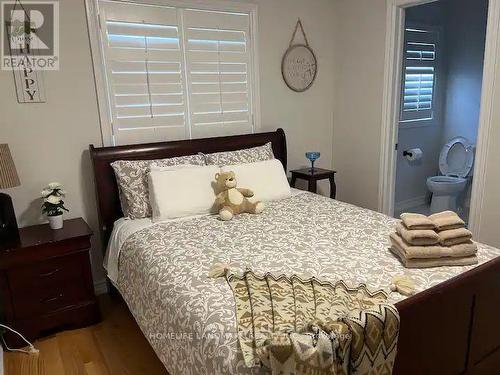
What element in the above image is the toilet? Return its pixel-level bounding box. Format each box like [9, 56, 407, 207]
[426, 137, 474, 214]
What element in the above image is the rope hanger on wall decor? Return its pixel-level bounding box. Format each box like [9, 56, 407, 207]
[281, 18, 317, 92]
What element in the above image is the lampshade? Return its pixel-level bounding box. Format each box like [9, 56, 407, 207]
[0, 144, 20, 189]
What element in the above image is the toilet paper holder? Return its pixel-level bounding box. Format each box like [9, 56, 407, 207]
[403, 148, 423, 162]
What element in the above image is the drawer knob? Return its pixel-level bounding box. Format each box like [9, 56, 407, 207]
[41, 293, 63, 303]
[39, 268, 60, 278]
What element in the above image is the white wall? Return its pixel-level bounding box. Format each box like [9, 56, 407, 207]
[442, 0, 488, 144]
[395, 126, 441, 206]
[0, 0, 336, 289]
[332, 0, 387, 210]
[479, 45, 500, 245]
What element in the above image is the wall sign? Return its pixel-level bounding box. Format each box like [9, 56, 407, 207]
[3, 0, 48, 103]
[12, 59, 46, 103]
[281, 19, 317, 92]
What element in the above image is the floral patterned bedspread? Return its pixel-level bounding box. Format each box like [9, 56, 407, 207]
[116, 192, 499, 375]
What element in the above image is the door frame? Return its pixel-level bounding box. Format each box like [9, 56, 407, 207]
[379, 0, 500, 237]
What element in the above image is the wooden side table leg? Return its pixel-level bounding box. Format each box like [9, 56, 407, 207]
[290, 175, 297, 188]
[308, 179, 317, 194]
[329, 176, 336, 199]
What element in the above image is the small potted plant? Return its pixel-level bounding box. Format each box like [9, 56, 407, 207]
[41, 182, 68, 229]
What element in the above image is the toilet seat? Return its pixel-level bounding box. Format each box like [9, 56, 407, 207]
[439, 137, 474, 178]
[428, 175, 466, 184]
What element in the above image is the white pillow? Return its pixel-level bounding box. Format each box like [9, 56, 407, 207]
[148, 165, 219, 221]
[221, 159, 291, 202]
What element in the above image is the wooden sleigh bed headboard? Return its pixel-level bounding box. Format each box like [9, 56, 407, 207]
[89, 128, 287, 250]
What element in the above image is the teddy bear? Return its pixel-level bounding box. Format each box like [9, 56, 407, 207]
[214, 171, 265, 221]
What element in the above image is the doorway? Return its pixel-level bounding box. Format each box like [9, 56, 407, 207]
[393, 0, 488, 224]
[379, 0, 499, 235]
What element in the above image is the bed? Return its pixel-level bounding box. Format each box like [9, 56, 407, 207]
[90, 129, 500, 374]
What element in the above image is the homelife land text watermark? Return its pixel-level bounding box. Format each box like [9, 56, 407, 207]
[1, 0, 59, 70]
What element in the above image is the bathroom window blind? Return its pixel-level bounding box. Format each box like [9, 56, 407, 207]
[97, 1, 256, 145]
[400, 27, 438, 123]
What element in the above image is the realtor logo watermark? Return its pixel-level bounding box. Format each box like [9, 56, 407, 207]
[1, 1, 59, 70]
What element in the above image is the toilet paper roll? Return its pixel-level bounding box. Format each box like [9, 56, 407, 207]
[404, 148, 423, 161]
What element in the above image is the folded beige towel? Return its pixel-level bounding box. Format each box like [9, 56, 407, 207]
[438, 227, 472, 246]
[389, 233, 477, 259]
[390, 233, 451, 259]
[400, 213, 436, 230]
[390, 246, 478, 268]
[429, 210, 465, 231]
[396, 223, 439, 246]
[451, 240, 478, 257]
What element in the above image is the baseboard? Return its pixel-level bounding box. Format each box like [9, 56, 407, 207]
[94, 278, 108, 295]
[395, 195, 428, 213]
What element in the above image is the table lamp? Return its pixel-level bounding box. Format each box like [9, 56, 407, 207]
[0, 144, 20, 245]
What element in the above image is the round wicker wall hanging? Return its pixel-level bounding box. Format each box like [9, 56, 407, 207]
[281, 19, 317, 92]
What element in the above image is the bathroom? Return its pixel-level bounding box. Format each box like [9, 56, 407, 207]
[394, 0, 488, 224]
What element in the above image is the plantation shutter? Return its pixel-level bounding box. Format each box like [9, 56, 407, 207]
[400, 28, 438, 123]
[183, 9, 254, 138]
[99, 2, 188, 145]
[97, 1, 256, 145]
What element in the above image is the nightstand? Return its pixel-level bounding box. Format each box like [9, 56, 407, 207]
[0, 218, 100, 347]
[290, 168, 337, 198]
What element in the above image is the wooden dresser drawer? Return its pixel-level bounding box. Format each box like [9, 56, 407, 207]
[10, 281, 90, 319]
[6, 252, 86, 292]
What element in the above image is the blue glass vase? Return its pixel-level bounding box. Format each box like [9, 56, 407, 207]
[305, 151, 320, 173]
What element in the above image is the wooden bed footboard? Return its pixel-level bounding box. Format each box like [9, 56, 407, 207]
[394, 256, 500, 374]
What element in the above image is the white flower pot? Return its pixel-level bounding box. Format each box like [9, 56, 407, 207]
[48, 214, 63, 230]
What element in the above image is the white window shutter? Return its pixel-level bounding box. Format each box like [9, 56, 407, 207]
[96, 1, 256, 145]
[99, 2, 188, 145]
[400, 28, 438, 123]
[183, 9, 254, 139]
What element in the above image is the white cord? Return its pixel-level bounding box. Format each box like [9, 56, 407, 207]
[0, 324, 39, 355]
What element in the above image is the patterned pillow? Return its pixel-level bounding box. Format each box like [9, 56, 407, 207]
[111, 155, 205, 219]
[204, 142, 274, 166]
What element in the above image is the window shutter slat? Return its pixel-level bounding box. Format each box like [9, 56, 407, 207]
[183, 10, 249, 30]
[102, 2, 178, 25]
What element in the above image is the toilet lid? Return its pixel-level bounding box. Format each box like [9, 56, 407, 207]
[439, 137, 474, 178]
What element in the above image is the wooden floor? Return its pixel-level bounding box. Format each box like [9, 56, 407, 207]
[4, 295, 168, 375]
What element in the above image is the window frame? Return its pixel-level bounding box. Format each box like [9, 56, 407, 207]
[86, 0, 260, 146]
[398, 23, 443, 129]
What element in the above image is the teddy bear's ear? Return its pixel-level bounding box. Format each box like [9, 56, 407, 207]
[215, 172, 220, 180]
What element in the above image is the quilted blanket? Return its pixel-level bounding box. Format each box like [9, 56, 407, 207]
[214, 268, 399, 375]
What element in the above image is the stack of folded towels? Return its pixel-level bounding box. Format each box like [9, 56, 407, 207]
[390, 210, 478, 268]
